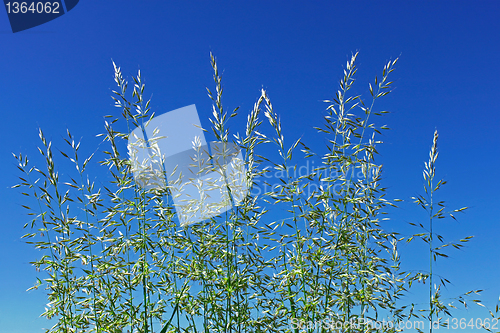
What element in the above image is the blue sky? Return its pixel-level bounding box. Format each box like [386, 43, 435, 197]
[1, 1, 499, 332]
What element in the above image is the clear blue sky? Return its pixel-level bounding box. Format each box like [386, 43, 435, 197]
[1, 1, 499, 332]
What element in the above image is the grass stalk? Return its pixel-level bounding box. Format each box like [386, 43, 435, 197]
[15, 51, 489, 333]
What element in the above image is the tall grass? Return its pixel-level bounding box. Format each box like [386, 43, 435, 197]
[13, 52, 496, 333]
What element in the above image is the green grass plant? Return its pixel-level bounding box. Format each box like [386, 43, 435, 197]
[13, 52, 498, 333]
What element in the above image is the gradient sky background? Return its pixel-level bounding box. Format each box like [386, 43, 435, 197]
[1, 1, 499, 332]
